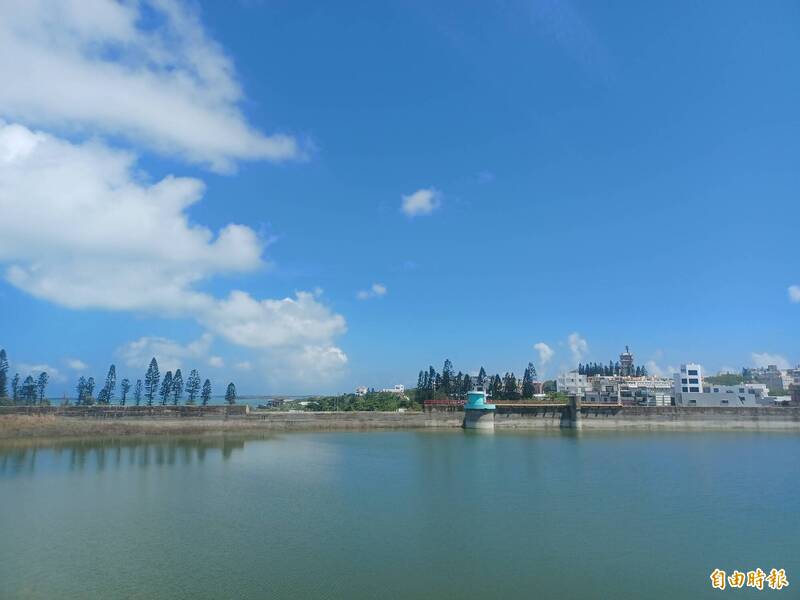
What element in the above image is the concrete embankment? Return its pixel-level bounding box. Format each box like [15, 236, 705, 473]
[492, 404, 800, 430]
[2, 404, 800, 440]
[0, 406, 461, 439]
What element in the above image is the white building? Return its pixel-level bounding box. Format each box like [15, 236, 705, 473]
[674, 363, 771, 407]
[557, 371, 590, 396]
[355, 386, 368, 397]
[380, 384, 405, 394]
[673, 363, 703, 403]
[587, 375, 673, 405]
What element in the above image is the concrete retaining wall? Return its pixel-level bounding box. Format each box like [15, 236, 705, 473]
[0, 405, 249, 417]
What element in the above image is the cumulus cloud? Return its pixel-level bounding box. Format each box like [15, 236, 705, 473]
[117, 334, 214, 374]
[208, 356, 225, 368]
[0, 4, 348, 389]
[0, 122, 349, 383]
[751, 352, 790, 370]
[567, 332, 588, 365]
[66, 358, 87, 371]
[401, 188, 441, 217]
[356, 283, 388, 300]
[0, 0, 300, 171]
[789, 286, 800, 303]
[15, 362, 64, 382]
[0, 122, 262, 313]
[534, 342, 554, 366]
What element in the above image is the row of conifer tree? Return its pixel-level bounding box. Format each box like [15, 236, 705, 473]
[0, 348, 236, 406]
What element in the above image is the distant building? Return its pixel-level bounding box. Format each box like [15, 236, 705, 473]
[674, 363, 770, 406]
[619, 345, 635, 377]
[588, 375, 673, 405]
[557, 371, 590, 396]
[673, 363, 703, 403]
[380, 384, 405, 394]
[355, 386, 368, 396]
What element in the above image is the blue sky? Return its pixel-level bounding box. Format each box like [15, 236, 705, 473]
[0, 0, 798, 395]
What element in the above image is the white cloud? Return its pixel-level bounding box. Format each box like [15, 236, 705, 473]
[15, 362, 64, 382]
[0, 122, 263, 313]
[0, 122, 349, 384]
[401, 188, 441, 217]
[567, 332, 588, 365]
[534, 342, 554, 366]
[66, 358, 87, 371]
[208, 356, 225, 368]
[789, 286, 800, 303]
[356, 283, 388, 300]
[645, 360, 664, 377]
[117, 333, 213, 374]
[234, 361, 253, 371]
[0, 0, 300, 171]
[751, 352, 790, 370]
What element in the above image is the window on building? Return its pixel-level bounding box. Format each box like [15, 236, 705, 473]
[689, 379, 698, 384]
[721, 399, 729, 404]
[682, 387, 688, 392]
[681, 378, 688, 384]
[713, 388, 719, 393]
[689, 387, 699, 392]
[739, 396, 745, 402]
[688, 370, 698, 376]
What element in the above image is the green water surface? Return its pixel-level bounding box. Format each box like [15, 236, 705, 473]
[1, 430, 797, 599]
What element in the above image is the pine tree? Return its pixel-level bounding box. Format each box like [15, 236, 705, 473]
[442, 359, 454, 395]
[120, 378, 131, 406]
[415, 370, 425, 403]
[133, 379, 143, 406]
[76, 376, 87, 405]
[225, 382, 237, 405]
[491, 374, 503, 400]
[36, 372, 49, 404]
[144, 358, 160, 406]
[201, 379, 212, 406]
[85, 377, 96, 405]
[522, 363, 535, 399]
[478, 367, 486, 386]
[100, 364, 116, 404]
[185, 370, 201, 405]
[462, 373, 472, 394]
[22, 375, 36, 404]
[171, 369, 184, 405]
[11, 373, 20, 404]
[578, 363, 584, 375]
[159, 371, 173, 405]
[504, 372, 519, 400]
[0, 349, 8, 398]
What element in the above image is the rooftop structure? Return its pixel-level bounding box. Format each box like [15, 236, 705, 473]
[619, 345, 635, 377]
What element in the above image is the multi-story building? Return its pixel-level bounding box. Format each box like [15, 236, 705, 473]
[673, 363, 703, 403]
[674, 364, 771, 406]
[587, 375, 673, 405]
[619, 346, 635, 377]
[557, 371, 590, 396]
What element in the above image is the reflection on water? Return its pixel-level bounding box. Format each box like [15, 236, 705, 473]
[0, 436, 251, 476]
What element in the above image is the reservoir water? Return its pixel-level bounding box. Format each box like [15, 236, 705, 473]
[1, 430, 798, 599]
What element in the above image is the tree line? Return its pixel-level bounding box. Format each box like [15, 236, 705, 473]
[415, 359, 542, 402]
[0, 349, 49, 405]
[0, 348, 238, 406]
[578, 362, 649, 377]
